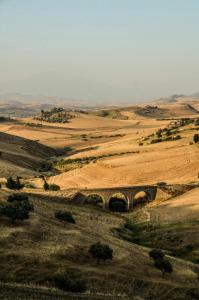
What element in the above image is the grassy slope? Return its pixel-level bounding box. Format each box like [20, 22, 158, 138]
[0, 190, 199, 299]
[0, 131, 56, 177]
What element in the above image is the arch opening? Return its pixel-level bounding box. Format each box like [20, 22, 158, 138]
[109, 193, 127, 212]
[133, 191, 150, 207]
[85, 194, 104, 208]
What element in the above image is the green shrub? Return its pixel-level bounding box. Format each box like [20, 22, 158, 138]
[24, 182, 36, 189]
[149, 249, 164, 260]
[150, 138, 162, 144]
[55, 211, 75, 224]
[154, 258, 173, 276]
[49, 184, 60, 191]
[7, 194, 28, 203]
[52, 270, 87, 293]
[124, 219, 140, 232]
[89, 241, 113, 263]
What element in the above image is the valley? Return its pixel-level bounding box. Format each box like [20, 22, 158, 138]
[0, 98, 199, 299]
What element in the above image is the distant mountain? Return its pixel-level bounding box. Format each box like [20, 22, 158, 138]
[153, 94, 187, 104]
[0, 93, 92, 107]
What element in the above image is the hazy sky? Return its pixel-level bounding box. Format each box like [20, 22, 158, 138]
[0, 0, 199, 103]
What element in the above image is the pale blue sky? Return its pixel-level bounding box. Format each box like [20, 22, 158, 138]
[0, 0, 199, 103]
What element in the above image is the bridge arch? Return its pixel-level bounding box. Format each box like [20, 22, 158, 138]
[85, 193, 105, 208]
[133, 190, 151, 207]
[108, 192, 129, 212]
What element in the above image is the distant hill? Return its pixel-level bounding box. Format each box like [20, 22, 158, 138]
[0, 131, 56, 177]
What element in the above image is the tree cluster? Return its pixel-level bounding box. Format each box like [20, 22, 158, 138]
[6, 177, 24, 190]
[149, 249, 173, 277]
[0, 193, 34, 224]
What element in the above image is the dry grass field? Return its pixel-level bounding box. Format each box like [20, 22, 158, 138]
[0, 100, 199, 299]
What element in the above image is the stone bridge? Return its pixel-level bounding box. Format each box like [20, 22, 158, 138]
[77, 185, 157, 211]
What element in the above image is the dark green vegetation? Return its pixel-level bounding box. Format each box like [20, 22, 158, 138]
[34, 107, 74, 123]
[117, 218, 199, 264]
[135, 105, 169, 118]
[193, 133, 199, 143]
[54, 151, 139, 172]
[89, 242, 113, 263]
[139, 117, 199, 146]
[6, 177, 24, 190]
[52, 270, 87, 293]
[43, 180, 60, 191]
[149, 249, 173, 277]
[93, 109, 128, 120]
[55, 211, 75, 224]
[0, 194, 34, 224]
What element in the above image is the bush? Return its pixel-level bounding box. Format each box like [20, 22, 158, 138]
[49, 184, 60, 191]
[24, 182, 36, 189]
[150, 138, 162, 144]
[149, 249, 164, 260]
[55, 211, 75, 224]
[124, 219, 140, 232]
[8, 194, 28, 203]
[154, 258, 173, 276]
[89, 241, 113, 263]
[52, 270, 87, 293]
[193, 133, 199, 143]
[6, 177, 24, 190]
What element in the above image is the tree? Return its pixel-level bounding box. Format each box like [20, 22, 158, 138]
[43, 180, 49, 191]
[149, 249, 164, 260]
[89, 242, 113, 263]
[1, 201, 30, 224]
[154, 258, 173, 277]
[55, 211, 75, 224]
[6, 177, 24, 190]
[193, 134, 199, 143]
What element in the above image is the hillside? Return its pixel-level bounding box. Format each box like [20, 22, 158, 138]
[0, 102, 199, 299]
[0, 189, 198, 299]
[0, 131, 56, 177]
